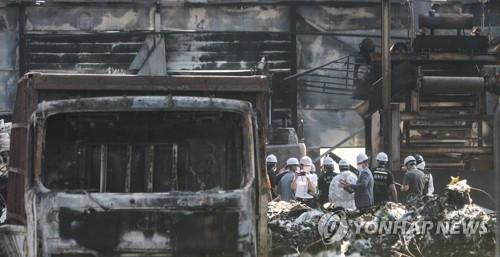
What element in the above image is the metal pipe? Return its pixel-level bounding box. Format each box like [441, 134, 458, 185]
[282, 56, 349, 81]
[18, 4, 28, 75]
[418, 13, 473, 30]
[290, 4, 298, 131]
[312, 127, 364, 164]
[125, 145, 132, 193]
[381, 0, 392, 162]
[422, 76, 485, 94]
[402, 147, 492, 154]
[494, 105, 500, 257]
[400, 113, 492, 121]
[99, 145, 107, 193]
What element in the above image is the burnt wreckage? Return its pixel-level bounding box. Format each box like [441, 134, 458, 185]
[0, 73, 270, 256]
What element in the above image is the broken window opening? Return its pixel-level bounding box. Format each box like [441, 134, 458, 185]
[40, 111, 248, 193]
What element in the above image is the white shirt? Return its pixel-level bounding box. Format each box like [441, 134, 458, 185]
[329, 171, 358, 210]
[294, 173, 318, 199]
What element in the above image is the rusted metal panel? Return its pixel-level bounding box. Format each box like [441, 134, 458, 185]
[29, 73, 269, 92]
[6, 77, 28, 225]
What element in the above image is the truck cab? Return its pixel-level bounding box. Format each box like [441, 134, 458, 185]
[2, 73, 270, 257]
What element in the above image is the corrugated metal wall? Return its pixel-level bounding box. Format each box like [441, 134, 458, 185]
[165, 33, 290, 71]
[28, 34, 146, 73]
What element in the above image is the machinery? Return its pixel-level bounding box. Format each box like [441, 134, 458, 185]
[354, 9, 500, 207]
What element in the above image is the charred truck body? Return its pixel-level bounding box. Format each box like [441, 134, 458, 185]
[2, 73, 269, 256]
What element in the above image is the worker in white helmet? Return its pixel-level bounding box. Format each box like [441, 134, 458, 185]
[317, 156, 337, 207]
[401, 155, 425, 202]
[291, 156, 318, 208]
[266, 154, 278, 198]
[341, 153, 374, 209]
[308, 156, 318, 183]
[415, 154, 434, 196]
[372, 152, 397, 204]
[329, 159, 357, 210]
[276, 158, 300, 202]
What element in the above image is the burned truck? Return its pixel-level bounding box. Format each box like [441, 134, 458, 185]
[1, 73, 270, 257]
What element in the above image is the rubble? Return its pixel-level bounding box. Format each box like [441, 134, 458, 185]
[268, 180, 497, 257]
[268, 201, 329, 255]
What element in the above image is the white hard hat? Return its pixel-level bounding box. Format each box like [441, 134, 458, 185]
[323, 157, 335, 166]
[376, 152, 388, 162]
[356, 153, 369, 164]
[404, 155, 416, 166]
[311, 164, 316, 172]
[266, 154, 277, 163]
[339, 159, 350, 167]
[286, 157, 300, 166]
[299, 156, 313, 166]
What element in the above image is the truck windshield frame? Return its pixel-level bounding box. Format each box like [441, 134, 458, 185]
[30, 96, 255, 193]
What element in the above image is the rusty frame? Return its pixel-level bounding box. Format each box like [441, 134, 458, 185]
[30, 73, 269, 92]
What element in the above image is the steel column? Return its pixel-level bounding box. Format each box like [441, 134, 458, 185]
[391, 104, 400, 171]
[494, 105, 500, 257]
[289, 4, 298, 130]
[381, 0, 392, 159]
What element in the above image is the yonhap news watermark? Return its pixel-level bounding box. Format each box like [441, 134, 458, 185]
[318, 210, 488, 245]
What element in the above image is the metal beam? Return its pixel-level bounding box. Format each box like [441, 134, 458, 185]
[402, 147, 492, 154]
[391, 103, 400, 171]
[18, 3, 28, 75]
[400, 113, 493, 121]
[381, 0, 392, 165]
[99, 145, 108, 193]
[495, 105, 500, 257]
[371, 53, 500, 65]
[282, 56, 349, 81]
[289, 4, 298, 131]
[125, 145, 132, 193]
[31, 73, 269, 92]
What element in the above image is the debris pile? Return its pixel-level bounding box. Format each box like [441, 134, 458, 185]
[268, 180, 497, 257]
[268, 201, 328, 255]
